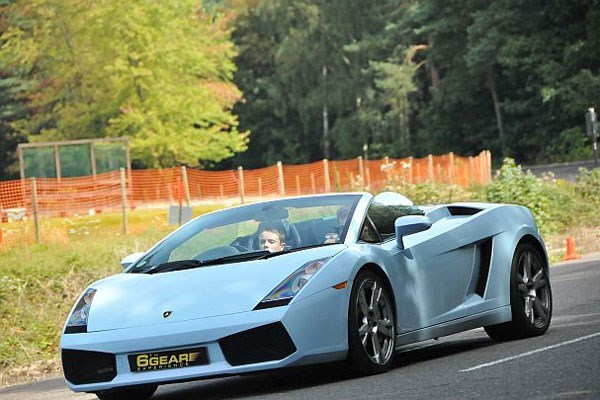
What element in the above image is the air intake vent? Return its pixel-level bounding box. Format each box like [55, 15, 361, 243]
[447, 206, 483, 216]
[62, 349, 116, 385]
[219, 322, 296, 366]
[475, 238, 493, 296]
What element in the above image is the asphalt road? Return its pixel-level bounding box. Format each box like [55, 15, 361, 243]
[2, 255, 599, 400]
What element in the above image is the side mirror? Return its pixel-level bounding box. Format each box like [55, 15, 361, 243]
[120, 252, 145, 269]
[395, 215, 432, 250]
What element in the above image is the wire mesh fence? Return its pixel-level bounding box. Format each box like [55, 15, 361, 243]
[0, 151, 492, 247]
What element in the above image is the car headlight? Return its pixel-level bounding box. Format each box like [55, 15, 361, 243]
[64, 288, 96, 334]
[255, 258, 330, 310]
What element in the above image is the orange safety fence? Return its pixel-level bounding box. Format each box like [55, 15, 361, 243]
[0, 151, 492, 247]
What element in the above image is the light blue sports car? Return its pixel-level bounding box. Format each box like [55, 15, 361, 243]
[60, 192, 552, 400]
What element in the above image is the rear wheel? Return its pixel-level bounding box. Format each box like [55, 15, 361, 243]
[95, 384, 158, 400]
[347, 270, 396, 374]
[485, 243, 552, 341]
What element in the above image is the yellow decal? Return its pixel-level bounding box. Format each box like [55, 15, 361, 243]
[136, 352, 200, 369]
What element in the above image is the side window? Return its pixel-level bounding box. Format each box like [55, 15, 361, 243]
[367, 202, 425, 240]
[367, 203, 396, 238]
[359, 217, 380, 243]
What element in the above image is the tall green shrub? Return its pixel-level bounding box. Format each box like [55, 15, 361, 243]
[485, 158, 573, 235]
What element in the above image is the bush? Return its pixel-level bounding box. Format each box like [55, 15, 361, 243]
[485, 158, 574, 235]
[575, 167, 600, 205]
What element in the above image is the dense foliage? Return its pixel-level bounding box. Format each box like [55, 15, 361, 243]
[485, 158, 573, 235]
[0, 0, 247, 176]
[222, 0, 599, 169]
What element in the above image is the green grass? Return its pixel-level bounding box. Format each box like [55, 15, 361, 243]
[0, 205, 224, 386]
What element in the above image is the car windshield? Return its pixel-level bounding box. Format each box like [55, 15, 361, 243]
[129, 194, 361, 274]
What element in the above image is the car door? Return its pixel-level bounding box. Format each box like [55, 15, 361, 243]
[366, 195, 476, 333]
[395, 221, 476, 332]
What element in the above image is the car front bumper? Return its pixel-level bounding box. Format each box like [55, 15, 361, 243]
[60, 286, 349, 392]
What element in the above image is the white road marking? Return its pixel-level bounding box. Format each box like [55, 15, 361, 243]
[460, 331, 600, 372]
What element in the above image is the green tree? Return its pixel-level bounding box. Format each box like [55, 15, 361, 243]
[0, 0, 33, 180]
[225, 0, 422, 168]
[0, 0, 247, 168]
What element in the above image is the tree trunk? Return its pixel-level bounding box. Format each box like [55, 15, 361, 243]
[428, 35, 440, 88]
[487, 67, 506, 150]
[322, 65, 330, 159]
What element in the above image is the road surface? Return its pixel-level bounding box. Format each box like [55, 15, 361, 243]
[1, 254, 599, 400]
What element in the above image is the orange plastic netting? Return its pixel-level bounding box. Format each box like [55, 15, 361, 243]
[0, 151, 491, 246]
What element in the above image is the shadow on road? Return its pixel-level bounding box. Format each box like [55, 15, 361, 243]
[153, 336, 495, 399]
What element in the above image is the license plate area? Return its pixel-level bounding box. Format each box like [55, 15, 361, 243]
[128, 347, 209, 372]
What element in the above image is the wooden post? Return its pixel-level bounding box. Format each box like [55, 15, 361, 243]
[310, 173, 316, 194]
[428, 154, 434, 182]
[408, 156, 414, 183]
[384, 156, 391, 186]
[468, 156, 474, 185]
[120, 168, 127, 234]
[125, 140, 132, 190]
[31, 178, 40, 244]
[323, 159, 331, 193]
[358, 156, 365, 188]
[486, 150, 493, 183]
[237, 166, 245, 204]
[295, 175, 301, 195]
[449, 152, 455, 185]
[258, 177, 263, 197]
[365, 167, 371, 190]
[180, 166, 191, 206]
[277, 161, 285, 196]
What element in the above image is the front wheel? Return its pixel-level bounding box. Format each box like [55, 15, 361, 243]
[347, 270, 396, 374]
[485, 243, 552, 341]
[95, 384, 158, 400]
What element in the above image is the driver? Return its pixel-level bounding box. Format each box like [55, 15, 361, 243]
[258, 224, 286, 253]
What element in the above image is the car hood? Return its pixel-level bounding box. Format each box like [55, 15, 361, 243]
[86, 245, 344, 332]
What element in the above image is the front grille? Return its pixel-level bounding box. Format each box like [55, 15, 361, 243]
[219, 322, 296, 366]
[62, 349, 116, 385]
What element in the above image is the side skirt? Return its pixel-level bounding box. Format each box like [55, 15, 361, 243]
[395, 306, 511, 348]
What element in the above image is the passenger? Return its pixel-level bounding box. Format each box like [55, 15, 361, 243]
[258, 225, 286, 253]
[324, 206, 350, 244]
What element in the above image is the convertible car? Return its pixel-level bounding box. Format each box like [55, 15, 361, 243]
[61, 192, 552, 400]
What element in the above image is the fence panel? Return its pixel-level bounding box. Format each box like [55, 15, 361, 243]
[0, 151, 492, 248]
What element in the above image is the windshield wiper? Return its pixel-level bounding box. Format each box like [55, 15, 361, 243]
[257, 243, 337, 260]
[146, 251, 271, 274]
[145, 244, 340, 274]
[146, 259, 206, 274]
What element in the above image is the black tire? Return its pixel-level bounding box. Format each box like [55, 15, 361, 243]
[347, 270, 396, 374]
[485, 243, 552, 341]
[95, 384, 158, 400]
